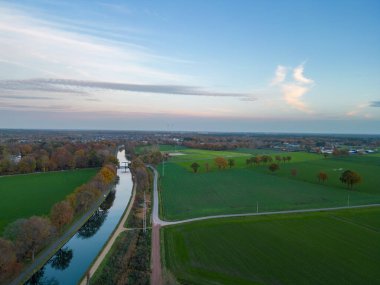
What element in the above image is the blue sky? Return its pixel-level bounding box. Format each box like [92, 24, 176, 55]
[0, 0, 379, 133]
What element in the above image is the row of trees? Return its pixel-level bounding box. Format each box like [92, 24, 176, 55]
[246, 155, 291, 166]
[0, 142, 118, 175]
[0, 163, 117, 283]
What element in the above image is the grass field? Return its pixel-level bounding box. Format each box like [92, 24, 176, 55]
[0, 168, 98, 234]
[135, 144, 187, 154]
[162, 207, 380, 285]
[159, 149, 380, 220]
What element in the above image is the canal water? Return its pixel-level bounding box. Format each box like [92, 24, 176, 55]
[26, 150, 132, 285]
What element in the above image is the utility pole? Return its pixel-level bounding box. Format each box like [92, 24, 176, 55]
[143, 191, 147, 233]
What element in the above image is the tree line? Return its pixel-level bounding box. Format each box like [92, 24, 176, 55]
[0, 163, 118, 284]
[0, 141, 118, 175]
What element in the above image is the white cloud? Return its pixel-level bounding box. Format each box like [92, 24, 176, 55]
[0, 5, 189, 84]
[293, 64, 313, 84]
[271, 65, 287, 85]
[272, 63, 314, 113]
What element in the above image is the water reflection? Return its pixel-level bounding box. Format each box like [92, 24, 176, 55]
[27, 266, 58, 285]
[25, 150, 132, 285]
[77, 209, 108, 239]
[49, 247, 73, 271]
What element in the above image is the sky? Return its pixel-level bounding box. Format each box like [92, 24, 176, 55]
[0, 0, 379, 134]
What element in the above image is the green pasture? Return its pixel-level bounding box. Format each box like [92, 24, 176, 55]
[159, 163, 380, 220]
[162, 206, 380, 285]
[159, 149, 380, 220]
[0, 168, 98, 234]
[135, 144, 187, 154]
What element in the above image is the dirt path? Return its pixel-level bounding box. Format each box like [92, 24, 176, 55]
[79, 181, 136, 285]
[151, 224, 162, 285]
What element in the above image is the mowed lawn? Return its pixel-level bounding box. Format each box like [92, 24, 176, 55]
[159, 149, 380, 220]
[162, 207, 380, 285]
[0, 168, 98, 234]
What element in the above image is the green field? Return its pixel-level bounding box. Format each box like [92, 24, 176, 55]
[0, 168, 98, 234]
[162, 207, 380, 285]
[159, 149, 380, 220]
[135, 144, 187, 154]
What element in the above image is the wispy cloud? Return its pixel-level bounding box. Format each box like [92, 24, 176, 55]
[293, 64, 313, 84]
[0, 4, 189, 83]
[271, 65, 287, 85]
[370, 101, 380, 107]
[0, 78, 254, 99]
[272, 63, 314, 113]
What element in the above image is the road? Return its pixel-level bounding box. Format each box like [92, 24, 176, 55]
[148, 165, 380, 284]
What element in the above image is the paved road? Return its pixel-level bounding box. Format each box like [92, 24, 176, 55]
[10, 188, 112, 285]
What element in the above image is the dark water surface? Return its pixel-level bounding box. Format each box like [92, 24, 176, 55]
[26, 150, 132, 285]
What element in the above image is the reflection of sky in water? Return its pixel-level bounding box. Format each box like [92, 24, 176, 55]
[26, 150, 132, 285]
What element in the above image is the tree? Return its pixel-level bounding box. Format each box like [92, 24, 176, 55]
[269, 163, 279, 173]
[214, 157, 227, 170]
[317, 172, 328, 183]
[18, 156, 36, 173]
[190, 162, 200, 173]
[340, 170, 361, 189]
[50, 201, 74, 231]
[228, 158, 235, 168]
[287, 156, 292, 162]
[291, 168, 297, 177]
[205, 162, 209, 172]
[275, 155, 282, 163]
[5, 217, 54, 261]
[0, 238, 18, 282]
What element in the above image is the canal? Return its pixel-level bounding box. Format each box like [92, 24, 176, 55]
[26, 149, 132, 285]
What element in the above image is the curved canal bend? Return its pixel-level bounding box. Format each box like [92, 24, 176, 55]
[26, 149, 132, 285]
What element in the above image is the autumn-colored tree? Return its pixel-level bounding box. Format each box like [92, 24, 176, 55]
[135, 166, 150, 192]
[253, 156, 261, 166]
[190, 162, 200, 173]
[50, 201, 74, 231]
[228, 158, 235, 168]
[275, 155, 282, 163]
[19, 144, 32, 157]
[268, 163, 280, 173]
[5, 217, 54, 261]
[317, 172, 328, 183]
[51, 147, 75, 170]
[74, 149, 88, 168]
[214, 157, 228, 170]
[340, 170, 361, 189]
[105, 154, 119, 167]
[99, 166, 116, 184]
[18, 156, 36, 173]
[36, 154, 49, 172]
[0, 238, 18, 282]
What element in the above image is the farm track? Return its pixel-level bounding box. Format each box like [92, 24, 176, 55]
[148, 165, 380, 285]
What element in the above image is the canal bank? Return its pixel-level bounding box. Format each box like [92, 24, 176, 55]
[21, 149, 133, 285]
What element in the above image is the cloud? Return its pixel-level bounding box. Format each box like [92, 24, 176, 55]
[271, 65, 287, 85]
[0, 78, 254, 99]
[370, 101, 380, 107]
[281, 84, 311, 113]
[0, 4, 189, 83]
[272, 63, 314, 112]
[293, 64, 314, 84]
[0, 95, 57, 100]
